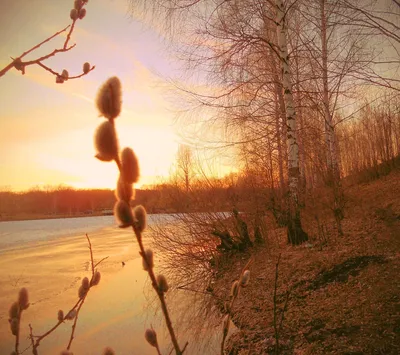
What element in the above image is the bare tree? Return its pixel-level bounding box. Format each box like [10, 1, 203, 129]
[274, 0, 309, 244]
[176, 144, 195, 193]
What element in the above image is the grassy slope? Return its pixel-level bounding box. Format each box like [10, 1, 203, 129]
[214, 170, 400, 354]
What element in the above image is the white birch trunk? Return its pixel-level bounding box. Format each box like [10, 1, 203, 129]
[320, 0, 344, 234]
[275, 0, 308, 244]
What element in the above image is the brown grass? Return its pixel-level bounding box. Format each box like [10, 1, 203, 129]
[211, 170, 400, 354]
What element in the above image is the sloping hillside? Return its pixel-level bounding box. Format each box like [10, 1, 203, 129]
[214, 170, 400, 354]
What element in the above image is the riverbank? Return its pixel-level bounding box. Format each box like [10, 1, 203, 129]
[0, 212, 112, 222]
[212, 170, 400, 354]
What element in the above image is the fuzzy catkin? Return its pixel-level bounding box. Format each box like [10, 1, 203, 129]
[115, 176, 134, 202]
[142, 249, 154, 271]
[144, 328, 158, 348]
[9, 302, 19, 319]
[94, 121, 119, 162]
[157, 274, 169, 293]
[61, 69, 69, 80]
[18, 287, 29, 310]
[230, 280, 239, 298]
[74, 0, 83, 10]
[240, 270, 250, 287]
[91, 271, 101, 286]
[121, 147, 140, 184]
[114, 200, 134, 227]
[78, 8, 86, 19]
[78, 285, 88, 299]
[96, 77, 122, 120]
[82, 277, 90, 290]
[70, 8, 78, 20]
[103, 348, 115, 355]
[66, 309, 77, 320]
[10, 317, 19, 336]
[58, 310, 64, 322]
[133, 205, 147, 232]
[83, 62, 90, 74]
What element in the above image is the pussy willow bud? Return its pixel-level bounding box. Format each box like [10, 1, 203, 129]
[121, 147, 140, 184]
[78, 8, 86, 19]
[230, 280, 239, 298]
[66, 309, 77, 320]
[9, 302, 19, 319]
[74, 0, 83, 10]
[157, 274, 169, 293]
[142, 249, 154, 271]
[56, 76, 64, 84]
[91, 271, 101, 286]
[10, 317, 19, 336]
[115, 176, 134, 202]
[94, 121, 119, 162]
[70, 8, 78, 20]
[78, 285, 88, 299]
[18, 288, 29, 310]
[103, 348, 115, 355]
[61, 69, 69, 80]
[82, 277, 90, 289]
[114, 200, 134, 227]
[144, 328, 158, 348]
[240, 270, 250, 287]
[223, 314, 230, 336]
[13, 58, 23, 71]
[83, 62, 91, 74]
[96, 77, 122, 120]
[58, 310, 64, 322]
[133, 205, 147, 233]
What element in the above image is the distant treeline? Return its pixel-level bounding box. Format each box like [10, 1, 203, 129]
[0, 181, 260, 219]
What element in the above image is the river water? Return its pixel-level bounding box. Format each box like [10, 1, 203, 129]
[0, 215, 221, 354]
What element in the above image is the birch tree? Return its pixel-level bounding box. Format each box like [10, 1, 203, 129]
[128, 0, 312, 244]
[275, 0, 309, 244]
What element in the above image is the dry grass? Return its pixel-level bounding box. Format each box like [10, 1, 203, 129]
[211, 170, 400, 354]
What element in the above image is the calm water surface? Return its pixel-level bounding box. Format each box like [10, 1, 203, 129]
[0, 214, 179, 251]
[0, 214, 221, 354]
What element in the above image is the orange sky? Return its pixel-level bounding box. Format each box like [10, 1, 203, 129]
[0, 0, 184, 191]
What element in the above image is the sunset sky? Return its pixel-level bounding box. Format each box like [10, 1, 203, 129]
[0, 0, 188, 191]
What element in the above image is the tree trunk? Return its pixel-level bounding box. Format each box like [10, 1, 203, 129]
[320, 0, 344, 235]
[275, 0, 308, 245]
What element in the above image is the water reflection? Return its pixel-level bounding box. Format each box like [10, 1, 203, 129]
[0, 214, 226, 354]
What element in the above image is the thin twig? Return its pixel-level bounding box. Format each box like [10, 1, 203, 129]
[86, 233, 95, 275]
[66, 298, 85, 350]
[20, 26, 70, 59]
[278, 289, 291, 334]
[135, 227, 183, 354]
[30, 234, 103, 353]
[31, 299, 81, 351]
[94, 256, 109, 269]
[28, 324, 37, 355]
[0, 3, 93, 80]
[220, 258, 253, 355]
[113, 148, 185, 355]
[15, 308, 22, 354]
[273, 254, 281, 355]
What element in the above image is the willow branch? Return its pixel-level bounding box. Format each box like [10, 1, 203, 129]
[0, 3, 94, 81]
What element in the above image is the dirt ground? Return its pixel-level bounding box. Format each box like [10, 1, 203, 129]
[213, 170, 400, 354]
